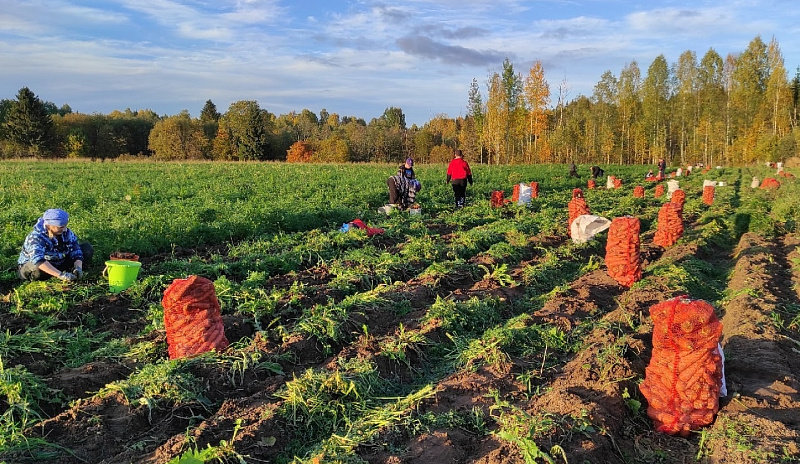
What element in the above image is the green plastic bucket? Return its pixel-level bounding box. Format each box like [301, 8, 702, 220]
[104, 259, 142, 293]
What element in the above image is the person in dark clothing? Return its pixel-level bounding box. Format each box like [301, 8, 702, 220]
[18, 208, 93, 281]
[569, 162, 579, 178]
[657, 158, 667, 178]
[446, 149, 473, 208]
[590, 165, 605, 179]
[382, 158, 417, 211]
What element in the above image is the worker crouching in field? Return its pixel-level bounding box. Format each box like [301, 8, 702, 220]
[380, 158, 419, 213]
[17, 208, 93, 282]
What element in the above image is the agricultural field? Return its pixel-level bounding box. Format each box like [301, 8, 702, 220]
[1, 160, 799, 464]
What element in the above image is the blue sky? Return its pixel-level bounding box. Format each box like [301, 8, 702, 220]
[1, 0, 799, 126]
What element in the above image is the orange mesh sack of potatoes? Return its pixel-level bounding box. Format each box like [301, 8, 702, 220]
[530, 181, 539, 198]
[702, 185, 715, 205]
[640, 296, 723, 436]
[670, 189, 686, 212]
[633, 185, 645, 198]
[512, 184, 520, 203]
[760, 177, 781, 189]
[613, 177, 623, 189]
[587, 179, 596, 190]
[162, 275, 229, 359]
[490, 190, 506, 208]
[605, 216, 641, 287]
[653, 202, 684, 247]
[568, 188, 590, 230]
[654, 184, 665, 198]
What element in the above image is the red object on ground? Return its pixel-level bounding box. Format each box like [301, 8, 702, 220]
[645, 176, 658, 182]
[530, 181, 539, 198]
[491, 190, 506, 207]
[633, 186, 645, 198]
[512, 184, 520, 203]
[760, 177, 781, 189]
[162, 275, 229, 359]
[671, 189, 686, 213]
[349, 219, 385, 237]
[654, 184, 665, 198]
[779, 171, 794, 178]
[605, 217, 641, 287]
[640, 296, 723, 437]
[613, 177, 623, 189]
[702, 185, 715, 205]
[587, 179, 596, 190]
[568, 189, 590, 231]
[653, 202, 684, 247]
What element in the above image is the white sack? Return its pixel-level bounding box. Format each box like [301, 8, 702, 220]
[570, 214, 612, 244]
[517, 183, 532, 205]
[667, 180, 680, 199]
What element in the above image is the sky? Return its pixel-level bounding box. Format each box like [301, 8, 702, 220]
[1, 0, 799, 126]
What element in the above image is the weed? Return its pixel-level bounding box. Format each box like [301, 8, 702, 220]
[168, 418, 247, 464]
[379, 323, 427, 367]
[100, 358, 211, 418]
[479, 263, 516, 287]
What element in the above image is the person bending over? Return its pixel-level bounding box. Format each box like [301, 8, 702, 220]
[18, 208, 93, 282]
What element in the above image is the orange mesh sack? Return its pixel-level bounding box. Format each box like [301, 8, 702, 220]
[605, 217, 641, 287]
[613, 177, 623, 189]
[633, 185, 645, 198]
[653, 202, 684, 247]
[587, 179, 596, 190]
[671, 189, 686, 213]
[702, 185, 715, 205]
[162, 275, 229, 359]
[512, 184, 520, 203]
[760, 177, 780, 189]
[654, 184, 665, 198]
[640, 296, 723, 436]
[568, 188, 590, 231]
[530, 182, 539, 198]
[490, 190, 506, 208]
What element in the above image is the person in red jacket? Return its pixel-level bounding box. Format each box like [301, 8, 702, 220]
[446, 149, 473, 208]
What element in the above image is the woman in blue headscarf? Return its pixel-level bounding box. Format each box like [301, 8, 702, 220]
[18, 208, 93, 281]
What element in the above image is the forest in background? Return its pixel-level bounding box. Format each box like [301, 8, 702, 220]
[1, 35, 799, 166]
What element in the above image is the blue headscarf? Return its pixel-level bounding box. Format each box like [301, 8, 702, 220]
[43, 209, 69, 227]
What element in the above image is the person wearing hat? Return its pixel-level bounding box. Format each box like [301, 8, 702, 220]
[381, 158, 418, 212]
[446, 149, 473, 208]
[18, 208, 93, 282]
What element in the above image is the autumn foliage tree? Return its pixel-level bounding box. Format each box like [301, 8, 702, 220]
[524, 60, 552, 162]
[286, 140, 314, 163]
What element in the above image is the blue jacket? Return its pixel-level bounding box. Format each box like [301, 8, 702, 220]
[18, 218, 84, 267]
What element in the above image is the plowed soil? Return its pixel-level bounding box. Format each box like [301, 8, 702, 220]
[2, 230, 799, 463]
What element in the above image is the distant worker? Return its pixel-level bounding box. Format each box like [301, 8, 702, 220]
[569, 162, 579, 178]
[590, 165, 605, 179]
[380, 158, 418, 212]
[658, 158, 667, 178]
[646, 169, 654, 178]
[18, 208, 93, 282]
[446, 149, 473, 208]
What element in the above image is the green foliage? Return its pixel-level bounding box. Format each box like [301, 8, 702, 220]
[1, 87, 55, 155]
[168, 419, 246, 464]
[101, 358, 210, 414]
[0, 360, 61, 452]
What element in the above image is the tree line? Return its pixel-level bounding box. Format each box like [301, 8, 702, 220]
[1, 35, 798, 166]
